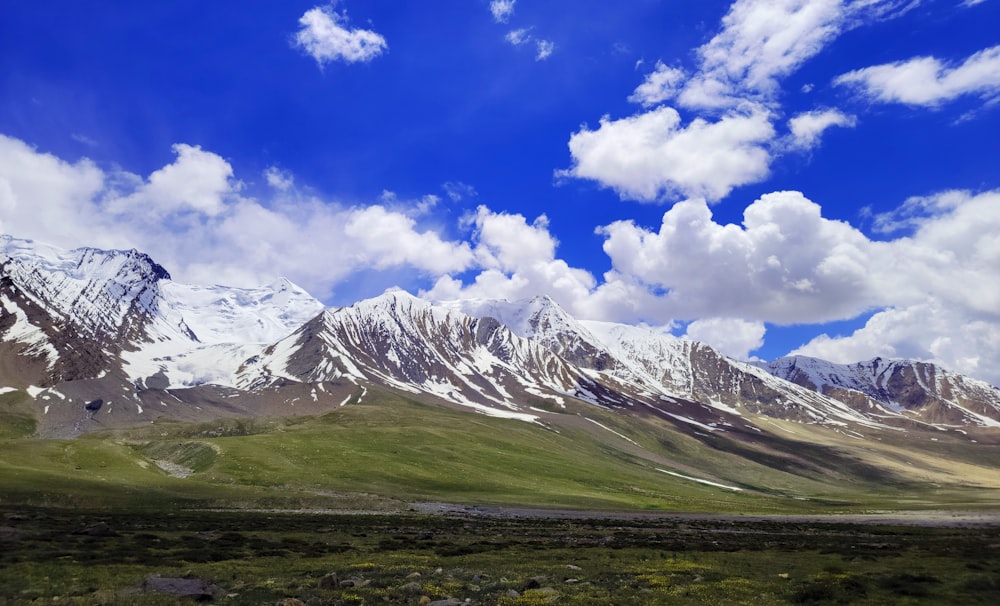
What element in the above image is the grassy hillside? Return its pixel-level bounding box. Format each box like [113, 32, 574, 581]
[2, 388, 999, 513]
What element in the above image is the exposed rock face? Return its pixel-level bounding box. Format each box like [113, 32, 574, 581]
[236, 290, 585, 422]
[766, 356, 1000, 427]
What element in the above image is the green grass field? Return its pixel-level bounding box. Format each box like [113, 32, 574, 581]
[2, 388, 1000, 604]
[2, 388, 999, 514]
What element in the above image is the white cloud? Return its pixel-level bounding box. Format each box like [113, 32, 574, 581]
[6, 132, 1000, 383]
[502, 26, 553, 60]
[787, 108, 857, 149]
[834, 44, 1000, 107]
[869, 189, 966, 234]
[105, 143, 236, 219]
[490, 0, 516, 23]
[264, 167, 294, 191]
[293, 3, 387, 66]
[560, 106, 775, 202]
[677, 0, 845, 110]
[594, 187, 1000, 382]
[416, 186, 1000, 383]
[598, 192, 883, 323]
[70, 133, 98, 147]
[0, 134, 107, 247]
[562, 1, 919, 203]
[442, 181, 477, 202]
[505, 28, 532, 46]
[683, 317, 766, 360]
[536, 39, 555, 61]
[794, 301, 1000, 385]
[0, 135, 473, 299]
[960, 0, 988, 7]
[629, 61, 686, 107]
[423, 207, 599, 313]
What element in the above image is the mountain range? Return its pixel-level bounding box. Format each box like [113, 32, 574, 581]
[2, 233, 999, 498]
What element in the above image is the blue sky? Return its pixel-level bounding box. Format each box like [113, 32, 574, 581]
[2, 0, 999, 382]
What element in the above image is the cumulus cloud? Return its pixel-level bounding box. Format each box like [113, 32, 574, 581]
[490, 0, 516, 23]
[787, 109, 857, 149]
[417, 186, 1000, 382]
[423, 207, 599, 313]
[293, 3, 387, 66]
[560, 106, 775, 202]
[683, 318, 766, 360]
[0, 135, 472, 299]
[835, 44, 1000, 107]
[104, 143, 236, 219]
[6, 132, 1000, 382]
[629, 61, 686, 107]
[0, 135, 107, 247]
[561, 1, 921, 203]
[598, 191, 883, 322]
[794, 302, 1000, 385]
[595, 187, 1000, 382]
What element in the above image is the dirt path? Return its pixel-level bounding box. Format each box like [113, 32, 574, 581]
[410, 502, 1000, 527]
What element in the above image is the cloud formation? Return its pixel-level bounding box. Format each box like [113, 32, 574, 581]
[677, 0, 844, 110]
[4, 132, 1000, 381]
[490, 0, 516, 24]
[598, 191, 883, 323]
[787, 109, 857, 149]
[293, 3, 387, 66]
[0, 135, 470, 299]
[683, 317, 766, 361]
[628, 61, 686, 107]
[560, 107, 775, 202]
[505, 28, 531, 46]
[563, 0, 918, 203]
[536, 40, 555, 61]
[835, 44, 1000, 107]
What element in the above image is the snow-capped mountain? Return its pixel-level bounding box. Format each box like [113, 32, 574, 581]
[766, 355, 1000, 428]
[3, 234, 1000, 442]
[0, 235, 323, 390]
[446, 295, 892, 428]
[237, 289, 587, 422]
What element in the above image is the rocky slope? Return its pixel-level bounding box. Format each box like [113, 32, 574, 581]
[766, 355, 1000, 428]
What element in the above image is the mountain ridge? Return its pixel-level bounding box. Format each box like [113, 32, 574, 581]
[2, 233, 999, 443]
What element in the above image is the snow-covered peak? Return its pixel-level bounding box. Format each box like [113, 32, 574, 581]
[441, 294, 572, 337]
[158, 280, 322, 345]
[342, 288, 451, 323]
[1, 234, 170, 340]
[767, 355, 932, 394]
[766, 355, 1000, 427]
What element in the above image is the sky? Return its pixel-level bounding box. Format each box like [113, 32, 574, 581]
[1, 0, 999, 383]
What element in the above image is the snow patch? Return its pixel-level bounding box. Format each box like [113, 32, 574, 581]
[656, 468, 743, 491]
[583, 417, 639, 445]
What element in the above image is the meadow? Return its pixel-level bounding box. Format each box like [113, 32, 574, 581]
[2, 389, 999, 604]
[1, 507, 999, 605]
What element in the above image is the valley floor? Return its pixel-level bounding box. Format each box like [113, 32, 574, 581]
[409, 501, 1000, 527]
[1, 505, 998, 605]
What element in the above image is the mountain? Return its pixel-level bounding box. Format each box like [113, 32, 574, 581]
[0, 235, 325, 435]
[766, 355, 1000, 428]
[444, 296, 906, 429]
[3, 233, 1000, 443]
[236, 289, 589, 422]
